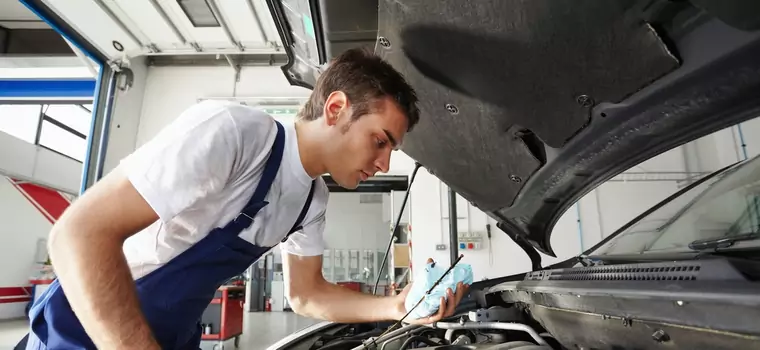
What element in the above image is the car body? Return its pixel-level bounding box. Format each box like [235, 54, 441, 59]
[264, 1, 760, 349]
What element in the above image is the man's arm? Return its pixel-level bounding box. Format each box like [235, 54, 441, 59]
[48, 103, 255, 348]
[49, 169, 160, 349]
[282, 253, 398, 322]
[282, 253, 468, 323]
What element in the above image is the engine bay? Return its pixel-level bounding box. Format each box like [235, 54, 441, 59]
[286, 256, 760, 350]
[297, 305, 558, 350]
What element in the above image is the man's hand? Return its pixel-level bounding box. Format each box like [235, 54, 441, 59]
[391, 281, 469, 324]
[389, 258, 470, 324]
[283, 254, 470, 324]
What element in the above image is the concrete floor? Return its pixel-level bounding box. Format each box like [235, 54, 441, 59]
[0, 312, 321, 350]
[0, 318, 28, 349]
[201, 312, 323, 350]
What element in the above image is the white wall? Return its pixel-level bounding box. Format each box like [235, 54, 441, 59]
[100, 57, 150, 174]
[0, 179, 54, 319]
[0, 130, 81, 194]
[382, 190, 410, 226]
[135, 66, 311, 147]
[323, 193, 388, 251]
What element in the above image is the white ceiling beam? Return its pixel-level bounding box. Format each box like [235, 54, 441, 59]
[205, 0, 244, 51]
[91, 0, 158, 53]
[147, 0, 196, 50]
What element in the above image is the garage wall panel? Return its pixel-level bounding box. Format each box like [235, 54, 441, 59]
[0, 179, 53, 319]
[737, 119, 760, 160]
[322, 193, 388, 252]
[33, 147, 81, 193]
[136, 66, 310, 147]
[409, 169, 447, 270]
[0, 130, 36, 177]
[0, 130, 81, 194]
[101, 57, 149, 174]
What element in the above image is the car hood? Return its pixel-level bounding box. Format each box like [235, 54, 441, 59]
[266, 0, 760, 258]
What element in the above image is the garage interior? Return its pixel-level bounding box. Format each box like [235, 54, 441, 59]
[2, 1, 760, 350]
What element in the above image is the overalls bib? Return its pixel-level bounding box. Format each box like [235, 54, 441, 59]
[26, 121, 315, 349]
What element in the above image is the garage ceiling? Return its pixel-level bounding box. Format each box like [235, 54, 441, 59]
[35, 0, 284, 61]
[0, 1, 48, 29]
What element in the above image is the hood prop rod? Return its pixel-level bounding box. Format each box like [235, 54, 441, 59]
[373, 162, 422, 296]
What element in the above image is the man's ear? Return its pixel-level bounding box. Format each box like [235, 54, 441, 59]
[323, 91, 349, 126]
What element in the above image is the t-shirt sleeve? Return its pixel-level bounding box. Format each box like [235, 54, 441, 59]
[118, 102, 262, 222]
[279, 179, 329, 256]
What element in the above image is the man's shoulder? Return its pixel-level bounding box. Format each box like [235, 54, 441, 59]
[187, 100, 275, 133]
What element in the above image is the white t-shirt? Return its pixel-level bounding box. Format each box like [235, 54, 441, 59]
[117, 100, 329, 280]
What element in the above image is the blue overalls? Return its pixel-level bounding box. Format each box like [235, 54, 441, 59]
[26, 121, 315, 349]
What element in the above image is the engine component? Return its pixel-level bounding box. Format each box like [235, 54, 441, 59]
[478, 331, 510, 344]
[468, 306, 522, 323]
[490, 341, 551, 350]
[399, 336, 443, 350]
[402, 343, 551, 350]
[431, 321, 548, 346]
[451, 334, 472, 345]
[444, 329, 477, 344]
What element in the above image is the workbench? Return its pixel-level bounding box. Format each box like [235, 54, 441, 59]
[200, 286, 245, 348]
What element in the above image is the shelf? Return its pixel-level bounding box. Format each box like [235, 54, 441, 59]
[201, 333, 242, 342]
[201, 334, 220, 340]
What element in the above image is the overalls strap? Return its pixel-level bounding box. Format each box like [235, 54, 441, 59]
[283, 180, 316, 242]
[228, 120, 287, 232]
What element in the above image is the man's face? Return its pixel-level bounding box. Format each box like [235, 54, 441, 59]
[322, 93, 409, 189]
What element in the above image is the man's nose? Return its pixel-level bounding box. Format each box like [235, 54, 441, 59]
[374, 151, 391, 174]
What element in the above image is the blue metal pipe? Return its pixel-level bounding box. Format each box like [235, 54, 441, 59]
[737, 124, 749, 161]
[0, 79, 96, 99]
[95, 71, 118, 181]
[81, 69, 106, 194]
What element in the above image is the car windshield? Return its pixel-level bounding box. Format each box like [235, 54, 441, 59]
[590, 155, 760, 256]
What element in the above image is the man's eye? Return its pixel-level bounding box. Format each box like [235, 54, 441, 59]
[377, 139, 387, 148]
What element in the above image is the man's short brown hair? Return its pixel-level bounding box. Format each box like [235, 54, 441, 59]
[298, 47, 420, 131]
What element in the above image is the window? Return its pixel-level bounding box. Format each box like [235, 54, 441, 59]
[39, 119, 87, 162]
[0, 103, 92, 162]
[45, 104, 92, 135]
[0, 104, 42, 143]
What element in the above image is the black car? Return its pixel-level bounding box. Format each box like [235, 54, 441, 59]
[264, 1, 760, 349]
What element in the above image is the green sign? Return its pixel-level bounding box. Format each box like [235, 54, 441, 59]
[259, 108, 299, 116]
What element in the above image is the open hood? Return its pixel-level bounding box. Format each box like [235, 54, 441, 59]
[266, 0, 760, 258]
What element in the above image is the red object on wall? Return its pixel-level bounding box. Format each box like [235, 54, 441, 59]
[0, 286, 32, 304]
[337, 282, 362, 292]
[9, 178, 71, 224]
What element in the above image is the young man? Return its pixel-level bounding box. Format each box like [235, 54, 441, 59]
[25, 48, 469, 349]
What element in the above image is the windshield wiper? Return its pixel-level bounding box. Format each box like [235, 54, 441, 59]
[688, 232, 760, 250]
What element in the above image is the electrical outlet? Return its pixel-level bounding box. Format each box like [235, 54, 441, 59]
[435, 244, 447, 251]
